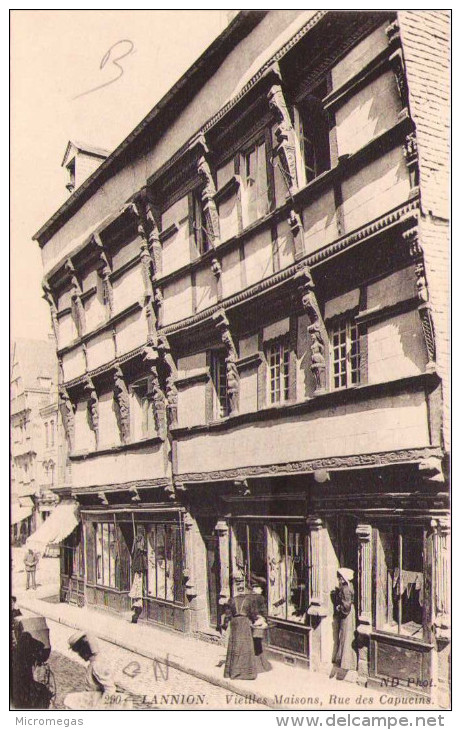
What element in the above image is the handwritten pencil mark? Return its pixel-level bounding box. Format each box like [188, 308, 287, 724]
[73, 40, 134, 100]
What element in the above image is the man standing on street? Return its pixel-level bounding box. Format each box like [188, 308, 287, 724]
[24, 549, 39, 590]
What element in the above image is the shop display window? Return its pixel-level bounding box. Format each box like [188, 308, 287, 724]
[95, 522, 117, 589]
[376, 525, 424, 639]
[146, 522, 184, 604]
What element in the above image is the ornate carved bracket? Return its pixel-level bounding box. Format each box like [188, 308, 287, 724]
[65, 259, 86, 337]
[356, 524, 373, 635]
[288, 208, 306, 259]
[142, 345, 167, 439]
[402, 132, 419, 191]
[157, 335, 178, 428]
[294, 267, 328, 395]
[129, 200, 159, 339]
[197, 155, 221, 248]
[83, 376, 99, 448]
[410, 253, 437, 372]
[42, 281, 59, 343]
[267, 83, 298, 194]
[59, 386, 75, 452]
[212, 310, 239, 415]
[113, 366, 130, 444]
[388, 45, 410, 119]
[92, 233, 114, 316]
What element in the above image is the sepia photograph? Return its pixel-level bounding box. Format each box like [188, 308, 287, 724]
[10, 8, 450, 715]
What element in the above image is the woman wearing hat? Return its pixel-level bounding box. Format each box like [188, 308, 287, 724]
[333, 568, 357, 676]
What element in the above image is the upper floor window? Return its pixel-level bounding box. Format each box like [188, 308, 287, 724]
[192, 190, 210, 256]
[294, 88, 330, 188]
[266, 338, 290, 405]
[330, 317, 360, 390]
[241, 140, 269, 228]
[130, 378, 155, 441]
[211, 351, 229, 419]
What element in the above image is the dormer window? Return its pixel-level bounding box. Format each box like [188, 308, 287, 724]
[66, 158, 76, 193]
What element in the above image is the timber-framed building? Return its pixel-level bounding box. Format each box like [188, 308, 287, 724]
[33, 10, 450, 705]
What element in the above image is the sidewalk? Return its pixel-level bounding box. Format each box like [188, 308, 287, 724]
[16, 592, 436, 711]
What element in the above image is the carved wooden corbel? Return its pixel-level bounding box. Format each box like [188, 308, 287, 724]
[142, 345, 167, 439]
[215, 519, 230, 605]
[387, 30, 410, 119]
[288, 208, 305, 259]
[402, 131, 419, 191]
[97, 491, 109, 506]
[294, 267, 328, 395]
[356, 524, 373, 634]
[113, 366, 130, 444]
[145, 201, 162, 280]
[182, 513, 198, 598]
[65, 259, 86, 337]
[212, 310, 239, 415]
[431, 517, 450, 640]
[157, 335, 178, 428]
[407, 235, 437, 372]
[59, 386, 75, 451]
[83, 376, 99, 448]
[267, 83, 298, 194]
[197, 155, 221, 248]
[129, 486, 141, 502]
[42, 281, 59, 343]
[92, 233, 114, 316]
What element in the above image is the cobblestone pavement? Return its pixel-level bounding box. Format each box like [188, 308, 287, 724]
[42, 619, 265, 710]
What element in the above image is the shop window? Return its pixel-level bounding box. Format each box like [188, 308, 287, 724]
[330, 317, 360, 389]
[211, 351, 229, 419]
[266, 338, 290, 404]
[192, 190, 210, 256]
[241, 140, 269, 228]
[293, 87, 330, 188]
[146, 523, 184, 604]
[376, 525, 424, 639]
[95, 522, 118, 589]
[231, 522, 308, 624]
[130, 378, 155, 441]
[267, 524, 308, 623]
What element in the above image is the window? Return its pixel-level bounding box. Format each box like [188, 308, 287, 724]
[241, 140, 269, 227]
[45, 422, 49, 448]
[193, 190, 209, 255]
[130, 379, 155, 441]
[50, 419, 55, 447]
[330, 318, 360, 389]
[267, 524, 308, 623]
[294, 89, 330, 187]
[376, 525, 424, 640]
[266, 339, 290, 404]
[211, 351, 229, 419]
[95, 522, 118, 588]
[231, 521, 308, 624]
[146, 522, 184, 604]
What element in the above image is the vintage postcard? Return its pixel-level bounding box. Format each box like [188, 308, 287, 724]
[10, 8, 450, 715]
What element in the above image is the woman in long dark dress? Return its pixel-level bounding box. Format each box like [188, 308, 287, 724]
[248, 581, 272, 674]
[333, 568, 357, 675]
[223, 585, 258, 680]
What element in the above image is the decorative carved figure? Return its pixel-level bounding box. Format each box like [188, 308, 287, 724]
[65, 259, 86, 337]
[142, 345, 167, 439]
[197, 155, 220, 248]
[113, 366, 130, 444]
[267, 84, 298, 192]
[42, 283, 59, 343]
[295, 267, 328, 394]
[59, 387, 75, 451]
[83, 377, 99, 447]
[157, 336, 178, 428]
[212, 310, 239, 414]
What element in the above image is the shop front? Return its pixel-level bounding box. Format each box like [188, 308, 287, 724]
[80, 507, 189, 632]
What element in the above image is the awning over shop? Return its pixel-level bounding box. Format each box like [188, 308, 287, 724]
[11, 503, 33, 525]
[26, 502, 79, 550]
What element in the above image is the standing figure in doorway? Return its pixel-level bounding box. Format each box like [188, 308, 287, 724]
[129, 531, 147, 623]
[24, 549, 39, 590]
[223, 580, 258, 680]
[333, 568, 357, 678]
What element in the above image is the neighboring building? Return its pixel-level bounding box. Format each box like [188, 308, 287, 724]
[10, 338, 61, 542]
[33, 11, 450, 704]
